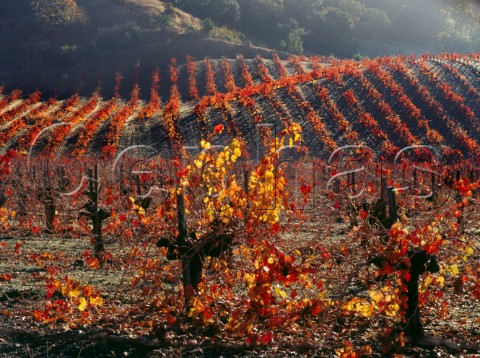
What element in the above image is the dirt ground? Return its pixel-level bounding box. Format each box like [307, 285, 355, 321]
[1, 218, 479, 357]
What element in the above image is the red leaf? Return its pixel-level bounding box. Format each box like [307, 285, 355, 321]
[400, 270, 411, 282]
[214, 124, 224, 134]
[359, 209, 368, 219]
[33, 310, 44, 322]
[167, 313, 176, 325]
[472, 284, 480, 300]
[260, 331, 273, 345]
[290, 289, 297, 299]
[203, 309, 213, 320]
[45, 267, 56, 276]
[32, 226, 41, 235]
[300, 184, 311, 196]
[271, 222, 280, 234]
[86, 257, 100, 269]
[311, 303, 322, 316]
[46, 283, 55, 299]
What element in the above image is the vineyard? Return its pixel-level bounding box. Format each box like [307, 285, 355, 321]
[0, 53, 480, 159]
[0, 53, 480, 357]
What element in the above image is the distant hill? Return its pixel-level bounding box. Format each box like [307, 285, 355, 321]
[0, 0, 277, 98]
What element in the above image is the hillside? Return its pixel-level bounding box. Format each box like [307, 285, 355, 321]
[1, 53, 480, 161]
[1, 0, 480, 99]
[0, 0, 276, 98]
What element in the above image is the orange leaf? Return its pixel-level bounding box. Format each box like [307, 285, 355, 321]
[0, 273, 12, 282]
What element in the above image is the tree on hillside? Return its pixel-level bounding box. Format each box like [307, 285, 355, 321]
[437, 1, 480, 52]
[279, 19, 307, 55]
[31, 0, 87, 30]
[238, 0, 284, 36]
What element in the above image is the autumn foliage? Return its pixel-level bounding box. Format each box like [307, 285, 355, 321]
[1, 52, 480, 354]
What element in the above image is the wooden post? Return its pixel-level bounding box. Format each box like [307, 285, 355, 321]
[59, 166, 68, 191]
[404, 251, 440, 341]
[405, 274, 423, 339]
[380, 177, 388, 204]
[243, 170, 250, 196]
[177, 188, 190, 301]
[0, 189, 5, 207]
[177, 188, 201, 306]
[387, 187, 397, 224]
[119, 162, 127, 196]
[135, 174, 142, 197]
[413, 168, 417, 191]
[93, 164, 105, 261]
[84, 164, 109, 264]
[177, 189, 187, 240]
[133, 173, 152, 210]
[431, 172, 436, 203]
[350, 171, 355, 195]
[42, 166, 55, 233]
[16, 180, 27, 218]
[31, 165, 37, 182]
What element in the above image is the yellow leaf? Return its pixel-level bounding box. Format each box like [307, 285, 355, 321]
[244, 273, 255, 285]
[89, 296, 103, 306]
[369, 290, 384, 304]
[68, 289, 80, 299]
[385, 302, 400, 317]
[451, 264, 459, 276]
[423, 275, 433, 288]
[359, 303, 375, 317]
[289, 137, 293, 148]
[200, 140, 210, 149]
[465, 246, 474, 256]
[78, 297, 87, 312]
[275, 286, 287, 298]
[436, 276, 445, 287]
